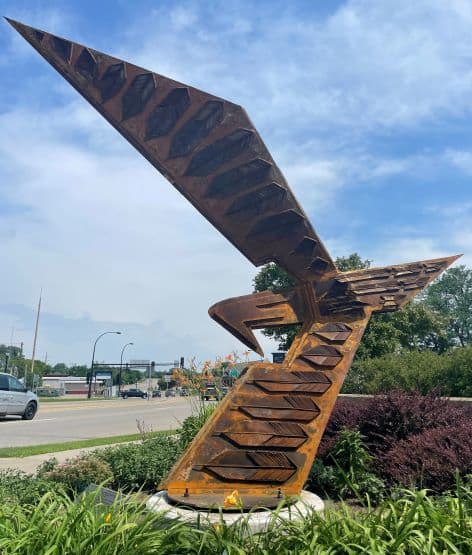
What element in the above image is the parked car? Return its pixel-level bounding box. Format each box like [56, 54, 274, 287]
[152, 389, 161, 398]
[120, 388, 147, 399]
[0, 372, 39, 420]
[165, 389, 176, 397]
[36, 387, 61, 397]
[179, 388, 189, 396]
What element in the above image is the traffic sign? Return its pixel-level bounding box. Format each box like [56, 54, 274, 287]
[130, 359, 150, 367]
[95, 371, 112, 380]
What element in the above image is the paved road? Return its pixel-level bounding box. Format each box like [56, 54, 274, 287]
[0, 397, 195, 447]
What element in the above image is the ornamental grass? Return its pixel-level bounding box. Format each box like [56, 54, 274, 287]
[0, 483, 470, 554]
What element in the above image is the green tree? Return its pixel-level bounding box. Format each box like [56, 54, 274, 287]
[356, 302, 451, 360]
[0, 344, 23, 373]
[252, 263, 298, 351]
[424, 265, 472, 347]
[253, 263, 295, 292]
[69, 365, 88, 377]
[52, 363, 68, 374]
[0, 344, 51, 387]
[335, 253, 372, 272]
[355, 316, 400, 360]
[389, 303, 451, 353]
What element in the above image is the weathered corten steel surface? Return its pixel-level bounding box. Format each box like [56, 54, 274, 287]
[9, 19, 461, 510]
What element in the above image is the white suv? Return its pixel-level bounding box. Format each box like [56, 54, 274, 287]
[0, 372, 39, 420]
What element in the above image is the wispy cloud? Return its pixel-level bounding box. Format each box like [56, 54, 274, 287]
[122, 0, 472, 134]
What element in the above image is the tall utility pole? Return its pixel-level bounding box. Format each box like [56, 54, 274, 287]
[29, 289, 42, 388]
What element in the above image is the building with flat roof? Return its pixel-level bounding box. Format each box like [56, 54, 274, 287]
[42, 375, 105, 395]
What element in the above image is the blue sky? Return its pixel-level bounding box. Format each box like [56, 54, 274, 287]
[0, 0, 470, 366]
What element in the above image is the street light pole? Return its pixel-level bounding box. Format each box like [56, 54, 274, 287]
[88, 331, 121, 399]
[119, 342, 134, 394]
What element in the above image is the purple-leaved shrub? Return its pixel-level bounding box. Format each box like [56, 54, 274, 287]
[315, 391, 472, 492]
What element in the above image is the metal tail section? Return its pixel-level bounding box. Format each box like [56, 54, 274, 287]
[209, 289, 305, 356]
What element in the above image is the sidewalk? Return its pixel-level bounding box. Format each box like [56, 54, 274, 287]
[0, 443, 128, 474]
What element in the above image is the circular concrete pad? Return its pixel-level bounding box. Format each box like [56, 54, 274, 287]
[147, 490, 324, 533]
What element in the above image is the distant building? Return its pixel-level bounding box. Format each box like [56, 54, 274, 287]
[41, 375, 105, 395]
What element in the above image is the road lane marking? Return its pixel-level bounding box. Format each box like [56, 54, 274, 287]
[39, 399, 191, 413]
[0, 417, 58, 424]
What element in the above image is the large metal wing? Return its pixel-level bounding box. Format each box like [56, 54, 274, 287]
[7, 19, 337, 283]
[9, 18, 461, 511]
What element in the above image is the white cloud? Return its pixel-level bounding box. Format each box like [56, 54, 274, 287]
[122, 0, 472, 135]
[0, 101, 260, 362]
[1, 0, 471, 363]
[444, 149, 472, 175]
[373, 237, 448, 266]
[282, 159, 344, 209]
[169, 6, 198, 30]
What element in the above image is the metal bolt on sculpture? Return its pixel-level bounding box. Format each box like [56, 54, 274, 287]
[8, 18, 460, 510]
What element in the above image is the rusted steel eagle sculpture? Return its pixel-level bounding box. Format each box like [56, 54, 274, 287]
[9, 19, 460, 510]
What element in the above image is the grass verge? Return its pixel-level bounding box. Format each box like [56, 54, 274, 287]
[0, 431, 170, 458]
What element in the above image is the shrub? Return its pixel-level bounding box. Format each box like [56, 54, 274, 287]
[0, 469, 60, 505]
[382, 423, 472, 491]
[317, 397, 369, 458]
[441, 346, 472, 396]
[36, 456, 59, 476]
[342, 346, 472, 396]
[316, 391, 472, 492]
[357, 390, 468, 455]
[42, 455, 113, 494]
[178, 401, 216, 450]
[95, 434, 182, 492]
[308, 429, 385, 502]
[321, 391, 469, 456]
[344, 350, 444, 394]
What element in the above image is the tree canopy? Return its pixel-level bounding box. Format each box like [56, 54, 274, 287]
[423, 265, 472, 348]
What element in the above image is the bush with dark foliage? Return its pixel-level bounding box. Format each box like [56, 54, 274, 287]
[314, 391, 472, 493]
[382, 422, 472, 491]
[357, 391, 468, 454]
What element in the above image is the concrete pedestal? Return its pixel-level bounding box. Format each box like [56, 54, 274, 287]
[147, 490, 324, 534]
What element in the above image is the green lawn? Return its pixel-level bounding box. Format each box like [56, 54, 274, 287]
[0, 431, 170, 458]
